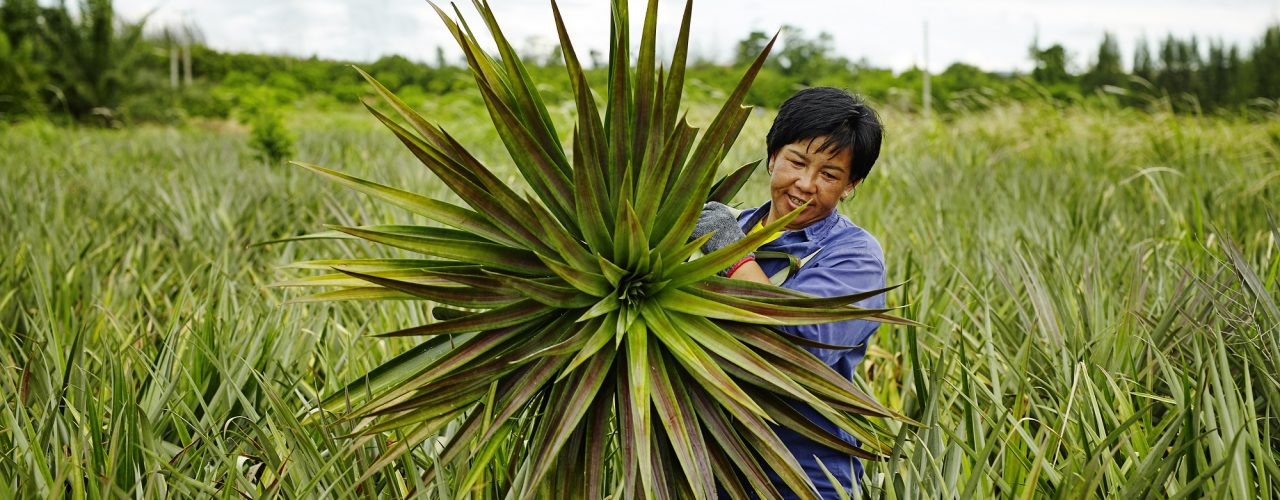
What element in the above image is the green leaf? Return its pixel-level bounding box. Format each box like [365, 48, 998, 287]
[329, 224, 546, 275]
[636, 117, 698, 233]
[657, 288, 772, 323]
[689, 389, 785, 500]
[361, 103, 552, 254]
[360, 315, 569, 417]
[630, 0, 660, 179]
[541, 256, 612, 297]
[560, 313, 618, 379]
[550, 0, 609, 195]
[648, 346, 716, 500]
[290, 162, 515, 246]
[666, 312, 835, 412]
[355, 414, 458, 484]
[523, 343, 616, 493]
[707, 159, 762, 204]
[742, 381, 880, 460]
[613, 202, 651, 272]
[660, 0, 694, 135]
[375, 300, 553, 338]
[572, 127, 616, 255]
[729, 323, 909, 422]
[495, 274, 595, 309]
[603, 0, 632, 192]
[332, 267, 523, 309]
[315, 333, 477, 416]
[522, 193, 597, 271]
[640, 303, 770, 421]
[651, 105, 753, 252]
[470, 0, 569, 176]
[284, 287, 415, 304]
[682, 286, 896, 326]
[281, 258, 467, 272]
[470, 75, 578, 229]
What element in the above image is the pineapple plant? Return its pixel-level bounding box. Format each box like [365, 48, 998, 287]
[282, 0, 913, 497]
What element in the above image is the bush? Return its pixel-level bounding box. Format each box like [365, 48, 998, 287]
[178, 86, 234, 119]
[248, 108, 294, 165]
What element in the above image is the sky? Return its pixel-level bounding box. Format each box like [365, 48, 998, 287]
[115, 0, 1280, 73]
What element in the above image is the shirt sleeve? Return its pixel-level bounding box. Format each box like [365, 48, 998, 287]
[776, 242, 886, 366]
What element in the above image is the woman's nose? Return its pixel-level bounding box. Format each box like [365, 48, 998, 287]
[794, 171, 817, 193]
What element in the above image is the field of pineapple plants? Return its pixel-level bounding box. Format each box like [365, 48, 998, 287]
[4, 96, 1277, 497]
[3, 1, 1279, 498]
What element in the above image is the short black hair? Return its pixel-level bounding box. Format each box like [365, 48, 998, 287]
[766, 87, 883, 181]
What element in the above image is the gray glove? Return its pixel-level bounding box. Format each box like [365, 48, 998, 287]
[690, 202, 746, 255]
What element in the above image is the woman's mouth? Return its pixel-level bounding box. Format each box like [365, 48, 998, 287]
[787, 195, 809, 209]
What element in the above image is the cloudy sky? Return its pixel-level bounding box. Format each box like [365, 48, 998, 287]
[116, 0, 1279, 73]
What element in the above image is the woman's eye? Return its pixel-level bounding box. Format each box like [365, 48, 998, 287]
[821, 172, 837, 180]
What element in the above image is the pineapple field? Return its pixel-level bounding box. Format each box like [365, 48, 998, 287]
[3, 97, 1278, 497]
[3, 1, 1280, 497]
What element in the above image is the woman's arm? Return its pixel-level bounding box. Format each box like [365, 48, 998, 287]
[727, 259, 772, 284]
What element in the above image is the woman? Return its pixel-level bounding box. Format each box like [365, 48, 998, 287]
[691, 87, 885, 498]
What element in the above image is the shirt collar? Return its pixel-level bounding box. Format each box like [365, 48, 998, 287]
[741, 201, 840, 242]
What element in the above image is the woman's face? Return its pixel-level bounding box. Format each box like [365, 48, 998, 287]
[765, 136, 860, 230]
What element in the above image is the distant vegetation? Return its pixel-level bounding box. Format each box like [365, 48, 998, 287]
[2, 0, 1280, 125]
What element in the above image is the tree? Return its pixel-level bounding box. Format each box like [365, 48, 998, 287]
[1, 0, 41, 45]
[1030, 43, 1071, 86]
[0, 0, 47, 118]
[1254, 25, 1280, 100]
[1203, 39, 1237, 109]
[775, 26, 844, 85]
[1226, 44, 1248, 104]
[38, 0, 148, 122]
[734, 30, 770, 67]
[368, 54, 421, 90]
[1082, 32, 1124, 93]
[1133, 36, 1155, 84]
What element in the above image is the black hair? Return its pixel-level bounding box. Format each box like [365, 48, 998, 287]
[765, 87, 883, 181]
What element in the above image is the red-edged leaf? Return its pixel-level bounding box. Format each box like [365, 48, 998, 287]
[375, 300, 552, 337]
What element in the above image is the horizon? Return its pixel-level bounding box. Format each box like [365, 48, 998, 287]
[116, 0, 1280, 74]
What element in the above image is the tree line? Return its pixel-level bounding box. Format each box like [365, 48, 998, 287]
[3, 0, 1279, 125]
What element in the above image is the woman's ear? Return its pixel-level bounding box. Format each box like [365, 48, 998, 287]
[842, 178, 862, 198]
[766, 153, 776, 175]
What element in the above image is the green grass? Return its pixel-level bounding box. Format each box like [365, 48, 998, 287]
[2, 100, 1278, 498]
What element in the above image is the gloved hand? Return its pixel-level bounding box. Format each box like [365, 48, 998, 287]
[689, 202, 746, 255]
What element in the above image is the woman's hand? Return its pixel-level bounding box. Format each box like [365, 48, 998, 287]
[689, 202, 746, 255]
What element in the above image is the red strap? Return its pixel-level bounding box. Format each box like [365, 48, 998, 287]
[726, 255, 757, 278]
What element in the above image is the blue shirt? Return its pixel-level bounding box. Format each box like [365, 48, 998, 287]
[737, 201, 886, 498]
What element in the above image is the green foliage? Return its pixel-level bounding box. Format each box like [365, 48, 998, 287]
[0, 0, 46, 119]
[2, 86, 1278, 498]
[1254, 26, 1280, 100]
[248, 106, 294, 165]
[0, 30, 44, 119]
[1082, 32, 1124, 93]
[38, 0, 148, 122]
[1029, 43, 1080, 101]
[282, 0, 912, 496]
[6, 0, 1280, 124]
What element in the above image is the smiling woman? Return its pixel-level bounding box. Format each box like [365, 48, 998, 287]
[687, 87, 889, 496]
